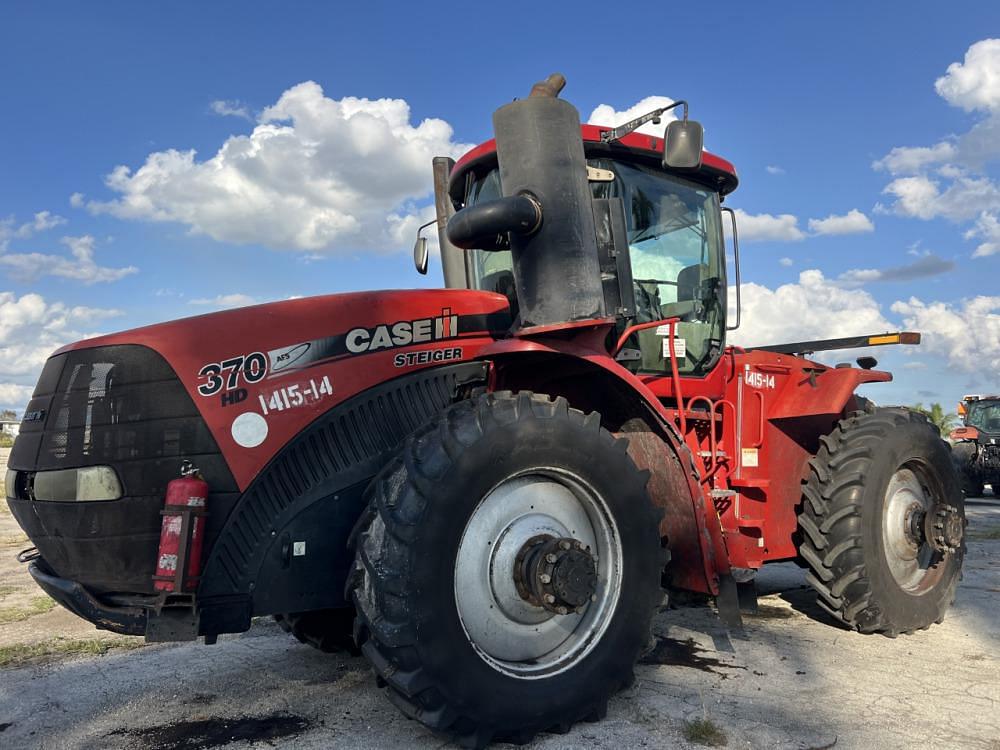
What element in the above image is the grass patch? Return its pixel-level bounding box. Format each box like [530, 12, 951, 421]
[683, 717, 728, 747]
[0, 584, 18, 598]
[0, 637, 145, 668]
[0, 595, 56, 624]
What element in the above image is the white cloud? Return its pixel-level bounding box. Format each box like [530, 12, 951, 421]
[882, 174, 1000, 221]
[587, 96, 679, 137]
[69, 192, 85, 208]
[0, 291, 121, 383]
[729, 270, 893, 347]
[934, 38, 1000, 112]
[0, 211, 66, 250]
[727, 270, 999, 375]
[730, 208, 874, 243]
[210, 99, 253, 120]
[965, 211, 1000, 257]
[875, 39, 1000, 259]
[189, 293, 258, 309]
[872, 141, 958, 175]
[808, 209, 875, 235]
[87, 81, 472, 255]
[0, 382, 34, 409]
[21, 211, 66, 235]
[0, 235, 137, 284]
[892, 295, 1000, 371]
[731, 209, 805, 242]
[765, 165, 785, 175]
[779, 257, 793, 267]
[902, 361, 928, 370]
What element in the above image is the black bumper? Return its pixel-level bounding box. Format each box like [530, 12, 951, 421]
[28, 560, 147, 636]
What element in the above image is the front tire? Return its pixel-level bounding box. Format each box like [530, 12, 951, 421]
[798, 408, 964, 636]
[951, 442, 984, 497]
[349, 392, 665, 747]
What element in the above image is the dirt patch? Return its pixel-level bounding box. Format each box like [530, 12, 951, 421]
[108, 714, 312, 750]
[0, 533, 29, 547]
[743, 602, 798, 620]
[640, 636, 745, 677]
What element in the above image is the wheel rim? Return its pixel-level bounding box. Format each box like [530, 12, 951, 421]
[454, 469, 623, 679]
[882, 464, 945, 593]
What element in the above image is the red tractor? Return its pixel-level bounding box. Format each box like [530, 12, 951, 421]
[6, 75, 964, 747]
[951, 394, 1000, 496]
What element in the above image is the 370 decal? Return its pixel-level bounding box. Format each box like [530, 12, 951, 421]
[197, 352, 268, 396]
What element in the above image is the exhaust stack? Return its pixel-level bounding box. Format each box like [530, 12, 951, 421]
[491, 74, 606, 329]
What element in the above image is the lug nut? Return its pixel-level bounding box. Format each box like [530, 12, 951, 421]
[560, 541, 571, 551]
[544, 594, 556, 604]
[546, 553, 558, 564]
[591, 594, 597, 602]
[540, 573, 551, 584]
[557, 606, 568, 615]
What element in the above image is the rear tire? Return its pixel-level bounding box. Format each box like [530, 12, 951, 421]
[349, 392, 665, 747]
[273, 609, 358, 654]
[798, 408, 964, 636]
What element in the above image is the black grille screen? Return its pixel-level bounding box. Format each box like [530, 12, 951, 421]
[9, 345, 239, 592]
[12, 345, 234, 497]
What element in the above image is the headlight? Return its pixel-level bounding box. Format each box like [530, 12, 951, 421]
[32, 466, 123, 502]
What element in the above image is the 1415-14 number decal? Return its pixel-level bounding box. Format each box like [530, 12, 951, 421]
[198, 353, 267, 396]
[258, 376, 333, 415]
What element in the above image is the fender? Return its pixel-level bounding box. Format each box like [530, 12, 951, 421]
[196, 361, 489, 637]
[479, 328, 729, 595]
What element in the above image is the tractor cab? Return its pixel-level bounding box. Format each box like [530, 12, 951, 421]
[437, 123, 740, 380]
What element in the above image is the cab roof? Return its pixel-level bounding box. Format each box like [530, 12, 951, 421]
[451, 123, 739, 201]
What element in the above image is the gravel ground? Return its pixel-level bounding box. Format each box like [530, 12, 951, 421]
[0, 478, 997, 749]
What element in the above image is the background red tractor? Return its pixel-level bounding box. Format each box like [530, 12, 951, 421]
[5, 74, 964, 747]
[951, 394, 1000, 496]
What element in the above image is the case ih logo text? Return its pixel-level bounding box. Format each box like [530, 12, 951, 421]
[346, 309, 460, 354]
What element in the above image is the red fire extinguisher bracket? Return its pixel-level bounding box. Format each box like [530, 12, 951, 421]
[153, 461, 210, 593]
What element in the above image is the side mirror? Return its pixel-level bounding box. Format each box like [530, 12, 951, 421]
[663, 119, 704, 170]
[412, 218, 437, 275]
[413, 236, 429, 275]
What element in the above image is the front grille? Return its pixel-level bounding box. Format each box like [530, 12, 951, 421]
[7, 344, 238, 592]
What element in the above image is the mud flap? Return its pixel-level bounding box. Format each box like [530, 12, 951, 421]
[715, 573, 744, 629]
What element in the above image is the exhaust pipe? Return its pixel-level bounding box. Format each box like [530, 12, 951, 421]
[493, 74, 606, 328]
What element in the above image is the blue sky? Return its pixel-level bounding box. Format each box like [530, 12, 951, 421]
[1, 2, 998, 410]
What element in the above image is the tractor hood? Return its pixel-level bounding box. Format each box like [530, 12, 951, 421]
[24, 289, 511, 490]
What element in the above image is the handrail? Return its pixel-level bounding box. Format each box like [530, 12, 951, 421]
[611, 316, 680, 358]
[611, 316, 686, 435]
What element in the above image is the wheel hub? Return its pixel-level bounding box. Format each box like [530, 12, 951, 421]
[514, 535, 597, 614]
[453, 471, 623, 678]
[903, 504, 927, 549]
[926, 504, 963, 554]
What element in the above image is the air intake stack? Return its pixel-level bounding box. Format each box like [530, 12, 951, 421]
[492, 74, 606, 329]
[447, 74, 625, 331]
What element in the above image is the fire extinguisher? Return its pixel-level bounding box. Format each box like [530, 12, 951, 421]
[153, 460, 209, 592]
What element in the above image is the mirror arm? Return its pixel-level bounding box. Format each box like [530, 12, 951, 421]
[722, 206, 740, 331]
[601, 100, 688, 144]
